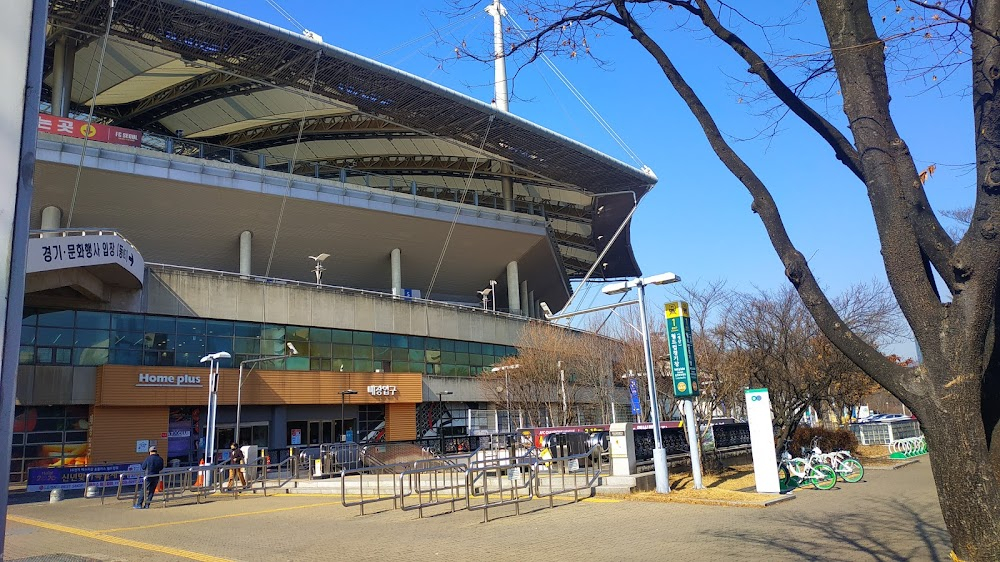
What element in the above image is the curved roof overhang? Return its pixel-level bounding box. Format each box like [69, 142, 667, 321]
[44, 0, 657, 281]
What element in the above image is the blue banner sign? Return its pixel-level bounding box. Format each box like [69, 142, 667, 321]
[629, 378, 642, 415]
[27, 463, 141, 492]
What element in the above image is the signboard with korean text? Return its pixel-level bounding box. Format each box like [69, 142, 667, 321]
[26, 234, 145, 283]
[665, 301, 700, 397]
[628, 378, 642, 415]
[27, 463, 141, 492]
[37, 113, 142, 147]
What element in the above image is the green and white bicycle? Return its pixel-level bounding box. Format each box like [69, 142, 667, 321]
[778, 443, 838, 491]
[807, 442, 864, 483]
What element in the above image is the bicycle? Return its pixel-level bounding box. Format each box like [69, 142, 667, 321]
[778, 443, 838, 490]
[807, 440, 864, 483]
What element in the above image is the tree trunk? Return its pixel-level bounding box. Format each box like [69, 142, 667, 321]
[919, 399, 1000, 559]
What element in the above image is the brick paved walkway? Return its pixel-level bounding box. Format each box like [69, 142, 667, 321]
[4, 459, 950, 561]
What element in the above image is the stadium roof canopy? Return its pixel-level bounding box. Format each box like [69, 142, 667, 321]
[43, 0, 657, 285]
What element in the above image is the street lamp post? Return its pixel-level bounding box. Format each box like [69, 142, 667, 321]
[602, 272, 681, 494]
[489, 279, 497, 311]
[340, 389, 358, 442]
[199, 351, 232, 484]
[235, 343, 298, 448]
[436, 390, 453, 453]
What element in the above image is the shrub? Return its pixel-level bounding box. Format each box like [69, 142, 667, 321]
[789, 426, 859, 455]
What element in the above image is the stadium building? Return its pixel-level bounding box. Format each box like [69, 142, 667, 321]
[13, 0, 656, 481]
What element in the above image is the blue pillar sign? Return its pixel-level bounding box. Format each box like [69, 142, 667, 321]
[665, 301, 699, 397]
[628, 378, 642, 415]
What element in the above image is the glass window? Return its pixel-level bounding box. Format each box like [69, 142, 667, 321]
[331, 358, 350, 372]
[144, 350, 174, 366]
[206, 320, 234, 336]
[352, 359, 373, 372]
[469, 354, 484, 367]
[261, 325, 285, 340]
[408, 336, 425, 350]
[144, 316, 175, 333]
[286, 326, 309, 341]
[469, 342, 481, 354]
[235, 322, 261, 338]
[74, 347, 108, 366]
[454, 341, 469, 353]
[37, 309, 74, 327]
[22, 309, 38, 326]
[110, 349, 141, 365]
[111, 313, 143, 331]
[408, 349, 424, 362]
[177, 318, 206, 335]
[441, 351, 455, 363]
[425, 363, 437, 375]
[310, 328, 332, 343]
[332, 344, 352, 359]
[440, 339, 455, 352]
[353, 332, 372, 346]
[285, 357, 310, 371]
[20, 326, 35, 345]
[331, 330, 352, 344]
[425, 349, 441, 364]
[112, 331, 145, 349]
[55, 348, 72, 364]
[75, 311, 110, 330]
[206, 336, 234, 355]
[310, 342, 332, 358]
[352, 346, 372, 360]
[260, 339, 285, 355]
[372, 333, 390, 346]
[455, 352, 469, 365]
[483, 344, 495, 355]
[373, 347, 391, 361]
[234, 337, 260, 355]
[391, 361, 411, 373]
[391, 348, 408, 361]
[176, 335, 206, 356]
[73, 329, 109, 348]
[19, 347, 33, 364]
[36, 327, 70, 346]
[390, 334, 407, 348]
[144, 332, 174, 351]
[425, 338, 440, 350]
[310, 358, 332, 370]
[35, 347, 52, 363]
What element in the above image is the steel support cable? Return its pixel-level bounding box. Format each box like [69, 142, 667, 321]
[557, 202, 639, 315]
[263, 50, 324, 279]
[377, 12, 484, 59]
[504, 9, 645, 169]
[424, 114, 496, 300]
[265, 0, 306, 33]
[65, 0, 117, 229]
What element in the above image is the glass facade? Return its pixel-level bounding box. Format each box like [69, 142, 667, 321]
[10, 405, 90, 483]
[19, 308, 517, 375]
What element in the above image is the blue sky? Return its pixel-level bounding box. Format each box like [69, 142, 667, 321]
[204, 1, 975, 358]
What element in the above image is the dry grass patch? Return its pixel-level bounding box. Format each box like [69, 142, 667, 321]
[624, 462, 785, 507]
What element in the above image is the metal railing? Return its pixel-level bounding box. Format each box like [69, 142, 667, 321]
[465, 453, 538, 523]
[532, 445, 604, 508]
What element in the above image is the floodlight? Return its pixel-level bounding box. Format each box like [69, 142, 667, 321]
[309, 253, 331, 262]
[644, 272, 680, 286]
[601, 281, 630, 296]
[286, 342, 299, 355]
[540, 302, 553, 318]
[478, 288, 492, 297]
[199, 351, 232, 363]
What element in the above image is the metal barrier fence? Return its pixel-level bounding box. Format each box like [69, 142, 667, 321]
[465, 454, 538, 523]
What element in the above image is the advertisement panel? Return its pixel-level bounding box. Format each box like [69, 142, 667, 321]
[37, 113, 142, 147]
[27, 463, 140, 492]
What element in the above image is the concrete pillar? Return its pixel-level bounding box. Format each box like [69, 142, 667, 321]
[502, 176, 514, 212]
[40, 206, 61, 237]
[239, 230, 252, 276]
[51, 38, 75, 118]
[520, 280, 528, 318]
[527, 290, 535, 319]
[506, 261, 520, 315]
[390, 248, 402, 296]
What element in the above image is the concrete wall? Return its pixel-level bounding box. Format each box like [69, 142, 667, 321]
[144, 268, 531, 346]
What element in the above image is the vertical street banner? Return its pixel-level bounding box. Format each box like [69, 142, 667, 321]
[665, 301, 699, 397]
[628, 378, 642, 415]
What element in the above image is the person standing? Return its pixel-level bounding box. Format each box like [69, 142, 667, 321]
[226, 443, 247, 490]
[135, 446, 164, 509]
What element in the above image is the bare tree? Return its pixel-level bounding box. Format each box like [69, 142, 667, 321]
[451, 1, 999, 555]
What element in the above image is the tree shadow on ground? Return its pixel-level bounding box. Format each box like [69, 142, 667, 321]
[708, 497, 950, 561]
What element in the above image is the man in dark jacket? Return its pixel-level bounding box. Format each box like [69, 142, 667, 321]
[135, 446, 164, 509]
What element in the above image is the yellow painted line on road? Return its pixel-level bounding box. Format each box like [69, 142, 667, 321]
[8, 515, 232, 562]
[97, 499, 342, 533]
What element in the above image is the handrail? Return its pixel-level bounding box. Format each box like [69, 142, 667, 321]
[146, 261, 548, 323]
[532, 445, 604, 508]
[465, 454, 538, 523]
